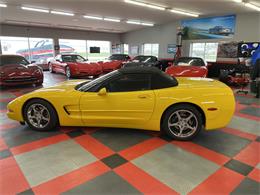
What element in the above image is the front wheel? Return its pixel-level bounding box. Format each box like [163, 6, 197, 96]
[24, 99, 59, 131]
[162, 104, 203, 140]
[65, 66, 71, 78]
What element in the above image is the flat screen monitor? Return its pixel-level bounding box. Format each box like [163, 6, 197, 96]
[90, 47, 100, 53]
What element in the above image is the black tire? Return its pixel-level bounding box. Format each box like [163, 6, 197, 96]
[23, 99, 59, 131]
[49, 63, 54, 73]
[65, 66, 71, 78]
[161, 104, 203, 141]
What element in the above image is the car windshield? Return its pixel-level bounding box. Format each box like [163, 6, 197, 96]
[108, 54, 128, 61]
[176, 58, 205, 67]
[62, 55, 86, 63]
[76, 70, 120, 91]
[0, 56, 29, 66]
[132, 56, 154, 63]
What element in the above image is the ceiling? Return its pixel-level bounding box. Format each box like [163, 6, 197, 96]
[0, 0, 260, 33]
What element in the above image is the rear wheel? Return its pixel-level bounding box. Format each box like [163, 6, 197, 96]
[162, 104, 202, 140]
[24, 99, 58, 131]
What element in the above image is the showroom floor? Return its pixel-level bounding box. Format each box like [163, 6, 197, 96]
[0, 72, 259, 195]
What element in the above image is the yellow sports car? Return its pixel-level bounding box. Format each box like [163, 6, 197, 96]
[7, 67, 235, 140]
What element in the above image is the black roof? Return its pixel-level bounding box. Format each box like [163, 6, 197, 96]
[119, 67, 162, 74]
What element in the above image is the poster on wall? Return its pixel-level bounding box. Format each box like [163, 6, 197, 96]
[167, 44, 177, 54]
[217, 42, 238, 58]
[181, 15, 236, 40]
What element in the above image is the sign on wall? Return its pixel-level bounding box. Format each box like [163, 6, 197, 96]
[181, 15, 236, 40]
[167, 44, 177, 54]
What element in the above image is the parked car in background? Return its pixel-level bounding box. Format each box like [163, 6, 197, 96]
[98, 54, 131, 73]
[209, 26, 232, 36]
[159, 58, 175, 71]
[48, 54, 102, 78]
[122, 55, 161, 69]
[166, 57, 208, 77]
[0, 55, 43, 87]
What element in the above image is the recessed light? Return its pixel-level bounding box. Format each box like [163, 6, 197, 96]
[0, 3, 7, 7]
[125, 0, 165, 11]
[170, 9, 199, 17]
[141, 22, 154, 26]
[103, 18, 121, 22]
[244, 2, 260, 11]
[51, 10, 74, 16]
[126, 20, 141, 25]
[84, 15, 103, 20]
[21, 6, 49, 13]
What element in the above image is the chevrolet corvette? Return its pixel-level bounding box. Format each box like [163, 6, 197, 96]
[166, 57, 208, 77]
[0, 55, 43, 86]
[99, 54, 131, 73]
[7, 67, 235, 140]
[123, 55, 161, 69]
[49, 54, 102, 78]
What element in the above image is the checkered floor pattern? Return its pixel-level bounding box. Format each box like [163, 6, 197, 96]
[0, 72, 259, 195]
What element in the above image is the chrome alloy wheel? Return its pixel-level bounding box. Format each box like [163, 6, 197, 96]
[168, 109, 198, 138]
[27, 104, 50, 128]
[66, 67, 71, 78]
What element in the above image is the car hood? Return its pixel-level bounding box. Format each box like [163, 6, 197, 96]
[0, 64, 39, 73]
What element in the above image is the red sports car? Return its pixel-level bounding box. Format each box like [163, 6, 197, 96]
[0, 55, 43, 87]
[99, 54, 131, 73]
[48, 54, 102, 78]
[166, 57, 208, 77]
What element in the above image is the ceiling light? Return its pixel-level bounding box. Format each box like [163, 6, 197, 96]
[126, 20, 141, 25]
[104, 18, 121, 22]
[84, 15, 103, 20]
[170, 9, 199, 17]
[0, 3, 7, 7]
[51, 10, 74, 16]
[244, 2, 260, 11]
[141, 22, 154, 26]
[233, 0, 243, 3]
[124, 0, 165, 11]
[21, 6, 49, 13]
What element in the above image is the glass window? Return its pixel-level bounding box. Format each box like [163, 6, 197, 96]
[143, 43, 159, 57]
[190, 42, 218, 62]
[0, 36, 30, 60]
[123, 44, 129, 54]
[87, 40, 110, 61]
[29, 38, 54, 64]
[0, 55, 29, 66]
[59, 39, 87, 58]
[61, 54, 86, 62]
[107, 74, 151, 92]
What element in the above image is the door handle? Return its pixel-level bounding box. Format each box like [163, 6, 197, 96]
[138, 94, 150, 99]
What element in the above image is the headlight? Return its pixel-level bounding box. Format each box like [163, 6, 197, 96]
[33, 69, 43, 75]
[0, 71, 4, 77]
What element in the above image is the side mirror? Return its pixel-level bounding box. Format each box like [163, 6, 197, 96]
[98, 88, 107, 96]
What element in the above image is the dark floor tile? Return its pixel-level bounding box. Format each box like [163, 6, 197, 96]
[17, 189, 35, 195]
[0, 149, 12, 159]
[224, 159, 254, 176]
[231, 178, 260, 195]
[193, 130, 251, 157]
[0, 102, 8, 110]
[63, 171, 141, 195]
[66, 129, 85, 138]
[158, 133, 173, 142]
[101, 154, 128, 169]
[240, 107, 260, 117]
[2, 125, 61, 148]
[91, 128, 152, 152]
[235, 96, 260, 106]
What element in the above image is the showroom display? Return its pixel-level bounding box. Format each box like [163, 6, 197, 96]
[98, 54, 131, 73]
[166, 57, 208, 77]
[7, 67, 235, 140]
[48, 54, 102, 78]
[0, 54, 43, 86]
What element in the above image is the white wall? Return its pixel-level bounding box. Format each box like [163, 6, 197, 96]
[121, 13, 260, 58]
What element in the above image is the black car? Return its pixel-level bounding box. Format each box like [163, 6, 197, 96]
[123, 55, 161, 69]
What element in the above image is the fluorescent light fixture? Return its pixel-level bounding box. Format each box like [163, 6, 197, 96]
[170, 9, 199, 17]
[233, 0, 243, 3]
[141, 22, 154, 26]
[244, 2, 260, 11]
[104, 18, 121, 22]
[84, 15, 103, 20]
[126, 20, 141, 25]
[51, 10, 74, 16]
[124, 0, 165, 11]
[0, 3, 7, 7]
[21, 6, 49, 13]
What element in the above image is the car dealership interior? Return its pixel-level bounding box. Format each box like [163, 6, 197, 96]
[0, 0, 260, 194]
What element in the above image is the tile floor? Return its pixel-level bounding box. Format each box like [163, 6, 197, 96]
[0, 72, 259, 195]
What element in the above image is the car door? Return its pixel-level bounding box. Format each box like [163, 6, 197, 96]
[80, 74, 155, 126]
[52, 55, 63, 73]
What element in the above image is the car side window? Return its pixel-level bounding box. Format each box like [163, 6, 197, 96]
[106, 74, 151, 92]
[55, 55, 61, 62]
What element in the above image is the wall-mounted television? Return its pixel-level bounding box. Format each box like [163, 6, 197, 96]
[90, 47, 100, 53]
[238, 42, 260, 58]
